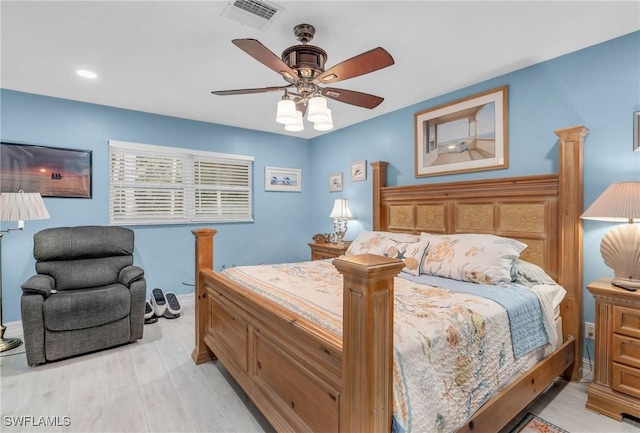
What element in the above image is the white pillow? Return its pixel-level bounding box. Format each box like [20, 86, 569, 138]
[382, 241, 430, 276]
[346, 231, 420, 256]
[420, 233, 527, 285]
[511, 259, 557, 287]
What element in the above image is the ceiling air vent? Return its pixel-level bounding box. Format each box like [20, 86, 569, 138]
[221, 0, 283, 31]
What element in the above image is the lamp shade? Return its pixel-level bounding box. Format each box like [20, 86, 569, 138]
[329, 198, 353, 219]
[581, 181, 640, 222]
[284, 110, 304, 132]
[276, 98, 297, 125]
[313, 109, 333, 131]
[0, 191, 50, 223]
[307, 96, 330, 123]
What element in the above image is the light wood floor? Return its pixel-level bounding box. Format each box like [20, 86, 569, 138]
[2, 300, 639, 433]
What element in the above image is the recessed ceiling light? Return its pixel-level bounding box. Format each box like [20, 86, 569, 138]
[76, 69, 97, 79]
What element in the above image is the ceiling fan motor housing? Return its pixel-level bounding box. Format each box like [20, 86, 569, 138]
[281, 45, 327, 80]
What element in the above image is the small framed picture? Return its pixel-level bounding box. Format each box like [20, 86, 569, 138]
[329, 173, 343, 192]
[265, 166, 301, 192]
[634, 111, 639, 152]
[350, 160, 366, 182]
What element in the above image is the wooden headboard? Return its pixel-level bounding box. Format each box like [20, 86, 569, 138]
[371, 126, 588, 380]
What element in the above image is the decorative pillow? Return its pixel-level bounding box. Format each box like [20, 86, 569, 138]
[511, 259, 557, 287]
[419, 233, 527, 285]
[346, 231, 420, 256]
[382, 241, 430, 276]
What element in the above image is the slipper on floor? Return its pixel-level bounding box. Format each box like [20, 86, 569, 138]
[162, 294, 180, 319]
[150, 288, 168, 317]
[144, 301, 158, 324]
[165, 292, 182, 316]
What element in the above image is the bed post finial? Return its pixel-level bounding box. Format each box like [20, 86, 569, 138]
[554, 125, 588, 381]
[333, 254, 404, 433]
[191, 228, 218, 365]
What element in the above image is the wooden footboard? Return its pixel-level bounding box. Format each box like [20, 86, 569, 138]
[192, 227, 403, 432]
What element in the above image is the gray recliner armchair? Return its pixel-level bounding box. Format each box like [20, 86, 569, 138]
[21, 226, 146, 366]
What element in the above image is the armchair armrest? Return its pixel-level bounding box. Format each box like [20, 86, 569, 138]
[119, 265, 144, 287]
[21, 275, 56, 298]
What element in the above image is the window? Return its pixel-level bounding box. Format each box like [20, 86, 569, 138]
[108, 140, 253, 225]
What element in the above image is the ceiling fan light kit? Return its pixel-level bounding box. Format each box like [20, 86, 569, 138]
[212, 23, 394, 133]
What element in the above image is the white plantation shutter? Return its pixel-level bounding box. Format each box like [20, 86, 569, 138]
[109, 141, 253, 225]
[192, 159, 253, 221]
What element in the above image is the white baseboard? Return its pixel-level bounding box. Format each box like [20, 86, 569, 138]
[176, 292, 194, 307]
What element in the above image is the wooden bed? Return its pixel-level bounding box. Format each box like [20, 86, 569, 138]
[191, 125, 588, 433]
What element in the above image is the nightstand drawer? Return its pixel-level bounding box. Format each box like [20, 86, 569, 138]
[613, 305, 640, 339]
[313, 250, 341, 260]
[612, 334, 640, 369]
[611, 362, 640, 399]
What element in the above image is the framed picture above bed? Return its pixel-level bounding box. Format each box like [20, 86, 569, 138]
[414, 85, 509, 177]
[0, 142, 92, 198]
[265, 166, 301, 192]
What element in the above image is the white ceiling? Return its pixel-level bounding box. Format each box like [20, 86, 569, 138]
[2, 1, 639, 139]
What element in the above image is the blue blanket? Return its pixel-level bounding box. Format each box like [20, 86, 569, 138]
[399, 274, 548, 358]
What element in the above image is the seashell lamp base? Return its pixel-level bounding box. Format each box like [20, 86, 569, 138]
[600, 223, 640, 291]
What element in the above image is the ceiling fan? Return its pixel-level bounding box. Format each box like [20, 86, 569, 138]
[212, 23, 394, 130]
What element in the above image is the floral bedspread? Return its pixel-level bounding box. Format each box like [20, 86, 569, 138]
[221, 260, 550, 433]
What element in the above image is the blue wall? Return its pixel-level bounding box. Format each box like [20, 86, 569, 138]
[2, 31, 639, 361]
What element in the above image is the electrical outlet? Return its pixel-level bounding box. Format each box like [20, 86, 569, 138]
[585, 322, 595, 340]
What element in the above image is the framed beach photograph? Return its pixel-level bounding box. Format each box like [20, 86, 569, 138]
[350, 160, 366, 182]
[414, 85, 509, 177]
[265, 166, 301, 192]
[329, 173, 343, 192]
[634, 111, 639, 152]
[0, 142, 92, 198]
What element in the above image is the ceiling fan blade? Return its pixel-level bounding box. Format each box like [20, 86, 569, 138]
[316, 47, 394, 84]
[232, 39, 298, 81]
[322, 87, 384, 109]
[212, 85, 291, 96]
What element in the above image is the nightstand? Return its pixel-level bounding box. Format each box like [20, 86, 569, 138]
[308, 242, 351, 260]
[586, 278, 640, 421]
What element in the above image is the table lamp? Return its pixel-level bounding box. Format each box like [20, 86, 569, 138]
[0, 190, 50, 352]
[581, 181, 640, 290]
[329, 198, 353, 247]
